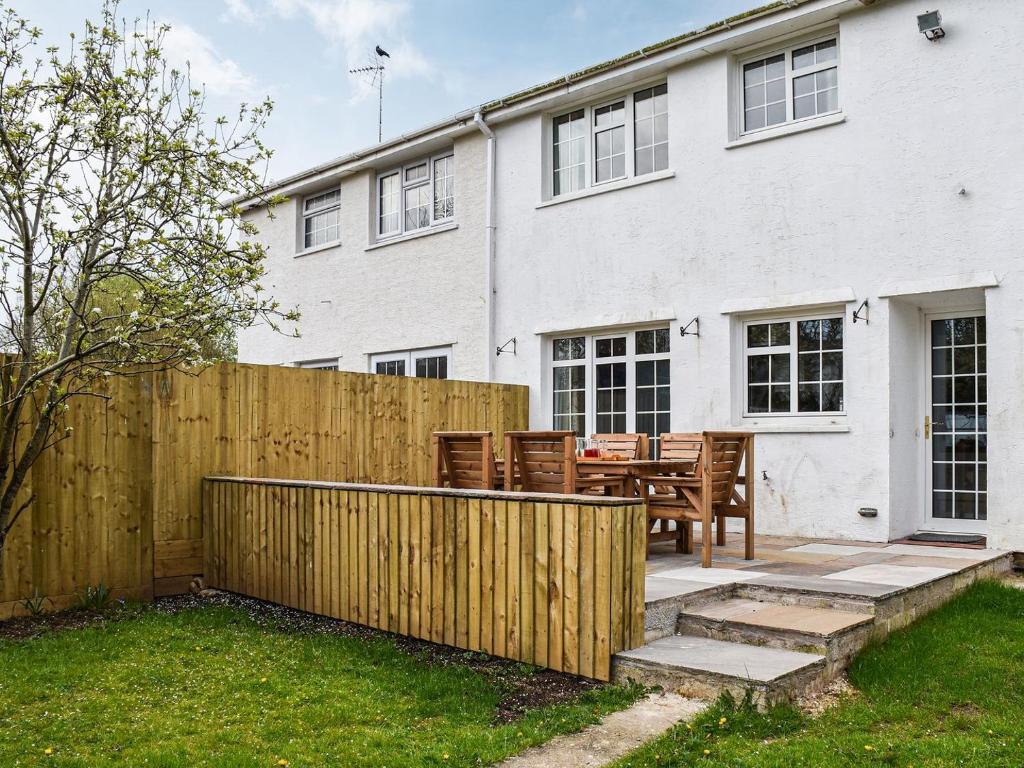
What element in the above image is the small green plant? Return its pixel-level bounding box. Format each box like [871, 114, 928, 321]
[73, 583, 113, 611]
[20, 590, 49, 617]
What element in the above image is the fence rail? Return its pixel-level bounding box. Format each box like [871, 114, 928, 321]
[204, 477, 647, 681]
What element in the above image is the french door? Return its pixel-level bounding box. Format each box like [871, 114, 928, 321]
[925, 313, 987, 531]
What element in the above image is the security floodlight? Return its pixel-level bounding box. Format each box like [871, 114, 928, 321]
[917, 10, 945, 40]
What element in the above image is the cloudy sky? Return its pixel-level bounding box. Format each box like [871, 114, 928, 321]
[14, 0, 754, 181]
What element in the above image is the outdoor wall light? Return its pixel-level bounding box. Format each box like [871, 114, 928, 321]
[858, 507, 879, 518]
[917, 10, 945, 40]
[679, 317, 700, 338]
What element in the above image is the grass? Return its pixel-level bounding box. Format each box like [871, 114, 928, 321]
[614, 579, 1024, 767]
[0, 601, 642, 767]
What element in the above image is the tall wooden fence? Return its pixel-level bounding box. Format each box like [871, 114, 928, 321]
[1, 364, 528, 617]
[203, 478, 647, 681]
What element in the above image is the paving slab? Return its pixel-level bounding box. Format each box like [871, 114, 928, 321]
[617, 635, 823, 682]
[746, 573, 897, 598]
[823, 564, 955, 588]
[885, 554, 985, 568]
[880, 543, 1005, 560]
[644, 577, 718, 603]
[495, 692, 705, 768]
[685, 599, 872, 635]
[787, 543, 884, 557]
[654, 566, 768, 584]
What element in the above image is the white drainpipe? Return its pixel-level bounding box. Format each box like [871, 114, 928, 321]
[473, 111, 496, 381]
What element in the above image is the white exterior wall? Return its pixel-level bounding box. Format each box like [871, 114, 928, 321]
[238, 0, 1024, 548]
[487, 0, 1024, 545]
[238, 132, 490, 379]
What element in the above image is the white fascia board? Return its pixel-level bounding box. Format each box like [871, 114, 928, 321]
[720, 287, 857, 315]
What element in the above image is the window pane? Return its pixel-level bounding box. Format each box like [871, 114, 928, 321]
[748, 355, 769, 384]
[747, 324, 770, 348]
[378, 173, 400, 236]
[654, 328, 670, 353]
[553, 336, 585, 361]
[404, 184, 430, 231]
[770, 353, 790, 383]
[769, 322, 790, 346]
[553, 110, 585, 196]
[405, 162, 427, 182]
[432, 155, 454, 221]
[770, 385, 790, 412]
[304, 188, 340, 212]
[748, 386, 769, 413]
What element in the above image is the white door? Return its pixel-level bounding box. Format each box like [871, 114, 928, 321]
[925, 312, 987, 532]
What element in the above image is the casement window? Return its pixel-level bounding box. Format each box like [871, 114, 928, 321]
[551, 83, 668, 197]
[377, 153, 454, 239]
[551, 328, 671, 456]
[370, 346, 451, 379]
[744, 316, 844, 416]
[301, 188, 340, 249]
[741, 35, 838, 133]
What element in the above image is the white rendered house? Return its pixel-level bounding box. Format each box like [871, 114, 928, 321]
[237, 0, 1024, 550]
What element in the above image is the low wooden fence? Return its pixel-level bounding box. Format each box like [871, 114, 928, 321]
[203, 477, 647, 681]
[1, 363, 528, 617]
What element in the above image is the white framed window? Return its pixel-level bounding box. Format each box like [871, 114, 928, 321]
[743, 315, 844, 416]
[634, 84, 669, 176]
[740, 34, 839, 134]
[550, 82, 668, 197]
[297, 358, 339, 371]
[301, 188, 340, 250]
[376, 153, 454, 240]
[370, 346, 452, 380]
[550, 327, 671, 456]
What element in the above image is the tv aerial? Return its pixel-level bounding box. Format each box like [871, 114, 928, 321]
[349, 45, 389, 142]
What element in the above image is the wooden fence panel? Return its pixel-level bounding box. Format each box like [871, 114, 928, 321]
[1, 362, 529, 616]
[204, 478, 646, 681]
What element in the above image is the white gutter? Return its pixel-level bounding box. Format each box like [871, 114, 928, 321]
[474, 111, 497, 382]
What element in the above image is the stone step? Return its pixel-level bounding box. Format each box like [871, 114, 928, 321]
[675, 598, 875, 661]
[613, 634, 827, 705]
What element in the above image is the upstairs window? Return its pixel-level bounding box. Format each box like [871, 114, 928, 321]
[551, 83, 669, 197]
[741, 35, 838, 133]
[302, 188, 340, 250]
[377, 153, 454, 240]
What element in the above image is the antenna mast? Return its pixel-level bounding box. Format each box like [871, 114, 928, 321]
[349, 45, 389, 142]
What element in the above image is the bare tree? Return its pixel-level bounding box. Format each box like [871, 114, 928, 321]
[0, 1, 294, 568]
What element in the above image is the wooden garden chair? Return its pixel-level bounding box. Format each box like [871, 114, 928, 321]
[590, 433, 649, 460]
[503, 431, 627, 496]
[640, 431, 754, 567]
[431, 431, 503, 490]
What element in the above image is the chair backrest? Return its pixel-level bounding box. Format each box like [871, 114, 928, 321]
[503, 431, 576, 494]
[659, 433, 704, 465]
[591, 433, 649, 460]
[432, 431, 498, 490]
[701, 431, 754, 508]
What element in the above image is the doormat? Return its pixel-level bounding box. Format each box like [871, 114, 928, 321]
[899, 531, 986, 547]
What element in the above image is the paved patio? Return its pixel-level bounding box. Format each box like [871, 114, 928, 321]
[645, 533, 1007, 604]
[613, 533, 1012, 703]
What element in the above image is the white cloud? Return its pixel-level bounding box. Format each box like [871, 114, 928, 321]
[265, 0, 437, 97]
[162, 22, 257, 98]
[222, 0, 259, 25]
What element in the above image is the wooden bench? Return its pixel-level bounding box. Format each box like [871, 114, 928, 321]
[504, 431, 628, 496]
[432, 431, 503, 490]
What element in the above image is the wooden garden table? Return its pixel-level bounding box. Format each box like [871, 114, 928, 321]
[575, 458, 697, 497]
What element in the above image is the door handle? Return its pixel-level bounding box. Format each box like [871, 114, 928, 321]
[924, 415, 931, 439]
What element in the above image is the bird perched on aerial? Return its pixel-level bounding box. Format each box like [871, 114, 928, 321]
[375, 45, 390, 58]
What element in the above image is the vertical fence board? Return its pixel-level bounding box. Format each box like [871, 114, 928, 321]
[203, 481, 644, 681]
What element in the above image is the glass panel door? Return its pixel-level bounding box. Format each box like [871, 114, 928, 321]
[928, 315, 987, 528]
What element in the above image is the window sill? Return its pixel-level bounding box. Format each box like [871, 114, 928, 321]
[365, 222, 457, 251]
[295, 241, 341, 258]
[536, 169, 675, 209]
[726, 112, 846, 150]
[739, 421, 850, 434]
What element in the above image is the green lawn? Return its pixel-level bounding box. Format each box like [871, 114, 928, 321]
[615, 579, 1024, 767]
[0, 600, 642, 767]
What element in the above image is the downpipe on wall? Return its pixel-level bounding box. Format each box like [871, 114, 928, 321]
[474, 111, 496, 381]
